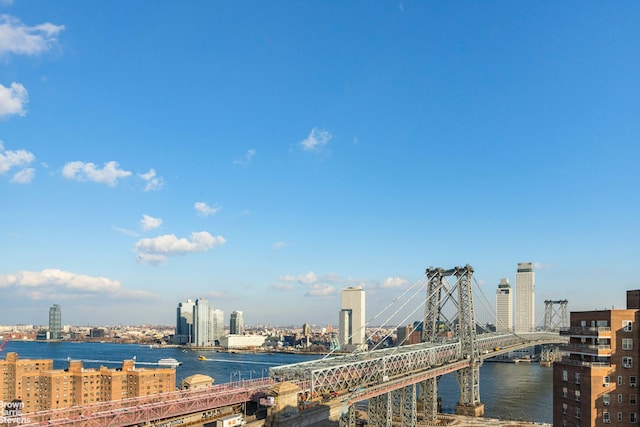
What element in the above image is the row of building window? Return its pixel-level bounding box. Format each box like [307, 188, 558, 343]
[561, 371, 638, 386]
[561, 406, 638, 423]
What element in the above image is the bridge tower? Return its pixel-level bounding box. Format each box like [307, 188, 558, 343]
[543, 299, 569, 331]
[422, 265, 484, 419]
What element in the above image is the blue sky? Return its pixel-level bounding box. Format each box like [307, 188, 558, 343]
[1, 1, 639, 327]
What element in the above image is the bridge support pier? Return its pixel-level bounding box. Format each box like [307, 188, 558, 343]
[456, 402, 485, 417]
[421, 377, 438, 421]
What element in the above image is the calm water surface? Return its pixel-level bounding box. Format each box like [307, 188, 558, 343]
[3, 341, 552, 424]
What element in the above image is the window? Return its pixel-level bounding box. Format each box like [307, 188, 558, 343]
[603, 393, 610, 405]
[604, 376, 611, 386]
[619, 376, 624, 385]
[604, 412, 611, 423]
[575, 372, 581, 384]
[575, 407, 580, 419]
[631, 412, 638, 423]
[624, 357, 633, 368]
[624, 320, 633, 332]
[619, 412, 624, 422]
[562, 370, 568, 381]
[575, 390, 581, 402]
[562, 403, 568, 414]
[623, 338, 634, 350]
[632, 376, 638, 387]
[631, 394, 637, 405]
[619, 394, 624, 404]
[563, 387, 568, 398]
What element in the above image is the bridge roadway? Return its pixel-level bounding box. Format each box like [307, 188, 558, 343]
[269, 331, 567, 403]
[5, 332, 565, 427]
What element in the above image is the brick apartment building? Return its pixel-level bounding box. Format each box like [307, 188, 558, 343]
[0, 352, 176, 413]
[554, 290, 640, 426]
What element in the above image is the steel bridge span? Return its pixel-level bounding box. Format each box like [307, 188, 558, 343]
[5, 265, 568, 427]
[271, 331, 566, 426]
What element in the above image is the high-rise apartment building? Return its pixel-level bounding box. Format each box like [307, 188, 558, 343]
[230, 310, 244, 335]
[515, 262, 535, 332]
[338, 286, 366, 352]
[553, 290, 640, 426]
[0, 352, 175, 413]
[48, 304, 61, 340]
[192, 299, 224, 346]
[175, 299, 195, 344]
[496, 278, 513, 332]
[193, 298, 211, 346]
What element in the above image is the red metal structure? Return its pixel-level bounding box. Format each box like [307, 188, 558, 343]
[12, 378, 276, 427]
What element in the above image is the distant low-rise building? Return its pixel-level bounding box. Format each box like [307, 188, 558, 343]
[219, 334, 266, 350]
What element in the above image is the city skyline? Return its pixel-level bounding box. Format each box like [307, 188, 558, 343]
[1, 3, 639, 326]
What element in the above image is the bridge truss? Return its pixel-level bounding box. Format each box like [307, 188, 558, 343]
[544, 299, 569, 331]
[270, 264, 568, 427]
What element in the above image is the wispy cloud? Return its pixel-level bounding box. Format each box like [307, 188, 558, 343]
[307, 284, 336, 297]
[280, 271, 318, 285]
[194, 202, 220, 217]
[135, 231, 226, 264]
[273, 242, 286, 250]
[140, 214, 162, 231]
[233, 149, 256, 166]
[138, 168, 164, 191]
[0, 82, 28, 117]
[379, 276, 408, 289]
[0, 268, 154, 300]
[0, 140, 35, 182]
[300, 128, 332, 151]
[62, 160, 132, 186]
[0, 15, 65, 57]
[112, 226, 138, 237]
[10, 167, 34, 183]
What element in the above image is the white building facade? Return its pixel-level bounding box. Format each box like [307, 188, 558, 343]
[515, 262, 535, 332]
[338, 286, 366, 352]
[495, 278, 513, 332]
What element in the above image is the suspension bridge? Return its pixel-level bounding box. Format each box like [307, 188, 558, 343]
[3, 264, 568, 427]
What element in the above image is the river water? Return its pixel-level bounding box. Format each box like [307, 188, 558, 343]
[2, 341, 552, 424]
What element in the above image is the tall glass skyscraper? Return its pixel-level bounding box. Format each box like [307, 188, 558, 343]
[193, 299, 224, 346]
[515, 262, 535, 332]
[175, 299, 195, 344]
[48, 304, 62, 340]
[230, 310, 244, 335]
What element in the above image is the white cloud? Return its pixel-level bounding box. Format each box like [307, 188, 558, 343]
[135, 231, 226, 264]
[380, 276, 408, 289]
[0, 15, 65, 56]
[62, 160, 132, 186]
[0, 268, 153, 300]
[280, 271, 318, 285]
[194, 202, 220, 217]
[0, 141, 35, 181]
[533, 262, 555, 270]
[273, 242, 286, 250]
[271, 282, 293, 291]
[112, 226, 138, 237]
[0, 82, 28, 117]
[140, 214, 162, 231]
[233, 149, 256, 165]
[300, 128, 332, 151]
[307, 284, 336, 297]
[138, 168, 163, 191]
[10, 167, 34, 183]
